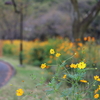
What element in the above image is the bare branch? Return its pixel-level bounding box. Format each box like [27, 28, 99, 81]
[80, 1, 100, 30]
[81, 1, 100, 25]
[11, 0, 20, 13]
[77, 1, 100, 39]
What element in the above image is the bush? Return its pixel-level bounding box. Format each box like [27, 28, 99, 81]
[3, 44, 16, 56]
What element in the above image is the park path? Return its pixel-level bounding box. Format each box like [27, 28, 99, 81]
[0, 60, 16, 88]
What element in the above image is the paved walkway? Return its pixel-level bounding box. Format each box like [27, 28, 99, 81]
[0, 60, 16, 88]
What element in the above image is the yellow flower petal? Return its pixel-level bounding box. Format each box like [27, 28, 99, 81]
[55, 53, 61, 57]
[94, 94, 99, 99]
[16, 89, 24, 96]
[80, 80, 87, 83]
[77, 62, 86, 69]
[62, 75, 67, 79]
[50, 49, 55, 54]
[94, 75, 99, 80]
[41, 63, 46, 69]
[70, 63, 77, 68]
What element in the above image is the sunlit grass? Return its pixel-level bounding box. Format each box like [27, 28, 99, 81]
[0, 57, 50, 100]
[0, 56, 96, 100]
[1, 37, 100, 100]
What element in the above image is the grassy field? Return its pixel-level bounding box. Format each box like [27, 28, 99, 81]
[0, 57, 95, 100]
[0, 57, 55, 100]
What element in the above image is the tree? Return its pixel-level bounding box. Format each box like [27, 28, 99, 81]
[70, 0, 100, 42]
[5, 0, 31, 65]
[0, 0, 21, 40]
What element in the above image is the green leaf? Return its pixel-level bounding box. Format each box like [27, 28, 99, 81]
[48, 82, 52, 87]
[46, 89, 55, 95]
[55, 82, 62, 90]
[36, 83, 42, 86]
[51, 78, 56, 85]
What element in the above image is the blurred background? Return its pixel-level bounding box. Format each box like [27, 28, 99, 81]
[0, 0, 100, 65]
[0, 0, 100, 99]
[0, 0, 100, 41]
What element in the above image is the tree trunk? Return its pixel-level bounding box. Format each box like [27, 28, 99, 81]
[70, 0, 100, 42]
[0, 40, 3, 57]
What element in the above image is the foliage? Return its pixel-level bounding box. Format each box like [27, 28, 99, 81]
[0, 56, 48, 100]
[3, 44, 16, 56]
[37, 48, 100, 100]
[1, 37, 100, 99]
[1, 0, 100, 40]
[2, 37, 100, 70]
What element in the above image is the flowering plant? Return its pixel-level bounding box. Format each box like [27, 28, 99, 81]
[15, 48, 99, 100]
[39, 49, 99, 100]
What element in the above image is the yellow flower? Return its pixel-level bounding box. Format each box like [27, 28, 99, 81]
[55, 53, 61, 57]
[16, 89, 24, 96]
[77, 62, 86, 69]
[50, 49, 55, 54]
[80, 80, 87, 83]
[98, 85, 100, 90]
[41, 63, 46, 69]
[97, 78, 100, 81]
[94, 75, 99, 80]
[62, 75, 67, 79]
[94, 94, 99, 99]
[70, 63, 77, 68]
[94, 89, 99, 94]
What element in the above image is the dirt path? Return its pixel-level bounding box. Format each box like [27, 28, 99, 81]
[0, 60, 16, 88]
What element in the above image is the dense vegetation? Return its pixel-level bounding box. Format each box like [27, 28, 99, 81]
[1, 37, 100, 99]
[2, 37, 100, 68]
[0, 0, 100, 42]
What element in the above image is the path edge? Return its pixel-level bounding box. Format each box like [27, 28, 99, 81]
[0, 60, 16, 88]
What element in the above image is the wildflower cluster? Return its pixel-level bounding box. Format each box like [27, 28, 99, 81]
[2, 36, 100, 67]
[39, 49, 99, 100]
[14, 47, 99, 100]
[41, 49, 61, 69]
[70, 61, 86, 69]
[50, 49, 61, 57]
[94, 85, 100, 99]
